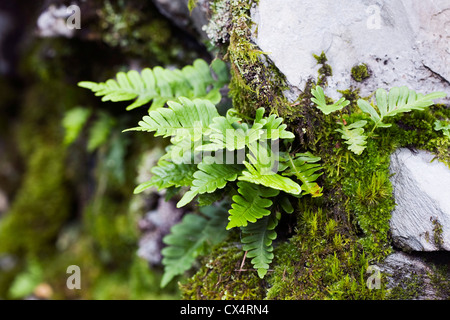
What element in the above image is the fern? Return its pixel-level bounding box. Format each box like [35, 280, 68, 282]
[357, 86, 446, 130]
[241, 213, 279, 278]
[239, 143, 302, 195]
[78, 59, 228, 111]
[227, 182, 279, 230]
[253, 108, 295, 140]
[86, 112, 116, 152]
[124, 97, 219, 143]
[198, 109, 264, 152]
[434, 120, 450, 138]
[283, 152, 323, 197]
[177, 160, 243, 208]
[62, 107, 92, 146]
[335, 120, 368, 155]
[311, 85, 350, 115]
[133, 160, 197, 194]
[160, 204, 229, 287]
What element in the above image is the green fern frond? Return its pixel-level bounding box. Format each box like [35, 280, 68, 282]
[311, 85, 350, 115]
[161, 204, 229, 287]
[133, 160, 197, 194]
[227, 181, 279, 230]
[241, 213, 279, 278]
[239, 153, 302, 195]
[177, 160, 243, 208]
[78, 59, 228, 111]
[283, 152, 323, 197]
[434, 120, 450, 138]
[335, 120, 368, 155]
[124, 97, 219, 143]
[357, 86, 447, 129]
[198, 111, 264, 152]
[86, 112, 116, 152]
[62, 107, 92, 146]
[254, 108, 295, 140]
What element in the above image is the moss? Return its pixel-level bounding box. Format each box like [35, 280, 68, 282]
[431, 218, 444, 248]
[351, 64, 370, 82]
[226, 0, 290, 118]
[387, 272, 425, 300]
[266, 203, 387, 300]
[429, 265, 450, 300]
[180, 245, 267, 300]
[97, 0, 201, 66]
[314, 52, 333, 85]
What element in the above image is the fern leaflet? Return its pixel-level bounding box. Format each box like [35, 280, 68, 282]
[161, 204, 229, 287]
[311, 86, 350, 115]
[198, 111, 264, 152]
[253, 108, 295, 140]
[227, 181, 279, 230]
[238, 145, 301, 195]
[133, 160, 197, 194]
[357, 86, 446, 129]
[241, 213, 279, 278]
[335, 120, 368, 155]
[124, 97, 219, 143]
[177, 160, 243, 208]
[434, 120, 450, 138]
[78, 59, 228, 111]
[282, 152, 323, 197]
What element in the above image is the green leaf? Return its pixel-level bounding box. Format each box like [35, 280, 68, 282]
[134, 160, 197, 194]
[8, 260, 43, 299]
[62, 107, 91, 146]
[311, 86, 350, 115]
[87, 112, 115, 152]
[279, 196, 294, 214]
[358, 86, 447, 129]
[239, 155, 302, 195]
[434, 120, 450, 138]
[282, 152, 323, 197]
[241, 214, 279, 278]
[188, 0, 198, 12]
[79, 59, 228, 111]
[227, 181, 279, 229]
[161, 204, 229, 287]
[254, 108, 295, 140]
[335, 120, 368, 155]
[177, 160, 243, 207]
[198, 113, 264, 152]
[125, 97, 219, 143]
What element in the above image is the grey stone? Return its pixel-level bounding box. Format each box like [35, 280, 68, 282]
[137, 198, 184, 265]
[152, 0, 209, 40]
[389, 148, 450, 251]
[377, 251, 448, 299]
[251, 0, 450, 103]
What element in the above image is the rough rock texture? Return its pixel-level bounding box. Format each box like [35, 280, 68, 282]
[251, 0, 450, 102]
[389, 148, 450, 251]
[378, 251, 448, 299]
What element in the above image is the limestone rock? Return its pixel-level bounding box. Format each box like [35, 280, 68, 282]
[389, 148, 450, 251]
[137, 198, 184, 265]
[251, 0, 450, 103]
[378, 251, 448, 300]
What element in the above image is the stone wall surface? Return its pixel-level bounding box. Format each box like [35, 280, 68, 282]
[251, 0, 450, 102]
